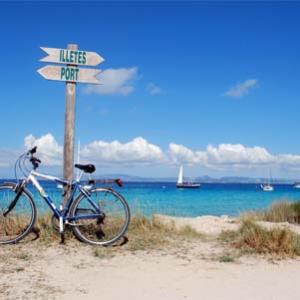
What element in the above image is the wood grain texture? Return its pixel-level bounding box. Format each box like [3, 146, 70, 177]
[63, 44, 77, 206]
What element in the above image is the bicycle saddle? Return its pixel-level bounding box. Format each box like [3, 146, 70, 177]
[74, 164, 96, 174]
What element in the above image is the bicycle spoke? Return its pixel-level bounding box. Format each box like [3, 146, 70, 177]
[0, 184, 36, 244]
[70, 188, 130, 246]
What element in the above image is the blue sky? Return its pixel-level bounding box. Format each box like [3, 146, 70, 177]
[1, 2, 300, 178]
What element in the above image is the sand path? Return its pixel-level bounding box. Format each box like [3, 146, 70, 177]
[1, 243, 300, 300]
[54, 253, 300, 300]
[2, 215, 300, 300]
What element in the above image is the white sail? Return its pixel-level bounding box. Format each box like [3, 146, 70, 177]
[177, 165, 183, 184]
[261, 169, 274, 192]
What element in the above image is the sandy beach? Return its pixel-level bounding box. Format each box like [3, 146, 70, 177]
[1, 1, 300, 299]
[2, 215, 300, 300]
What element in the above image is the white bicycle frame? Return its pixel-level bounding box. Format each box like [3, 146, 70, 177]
[24, 170, 86, 233]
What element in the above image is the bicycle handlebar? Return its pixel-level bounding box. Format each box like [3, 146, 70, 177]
[27, 146, 37, 155]
[15, 146, 124, 187]
[30, 157, 41, 170]
[26, 146, 41, 170]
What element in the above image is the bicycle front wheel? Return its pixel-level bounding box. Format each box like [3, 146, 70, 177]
[70, 188, 130, 246]
[0, 183, 36, 244]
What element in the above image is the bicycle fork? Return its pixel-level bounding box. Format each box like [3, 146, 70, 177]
[3, 181, 26, 217]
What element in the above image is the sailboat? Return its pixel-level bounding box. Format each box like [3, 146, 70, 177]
[176, 165, 200, 189]
[261, 184, 274, 192]
[261, 170, 274, 192]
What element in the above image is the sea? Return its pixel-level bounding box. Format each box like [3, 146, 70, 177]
[2, 180, 300, 217]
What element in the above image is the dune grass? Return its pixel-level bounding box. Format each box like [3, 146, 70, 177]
[221, 200, 300, 258]
[243, 201, 300, 224]
[126, 215, 204, 251]
[220, 218, 300, 257]
[4, 200, 300, 259]
[261, 201, 300, 223]
[1, 213, 203, 252]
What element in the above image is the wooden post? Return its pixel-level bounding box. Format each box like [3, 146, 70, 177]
[38, 44, 104, 210]
[63, 44, 78, 206]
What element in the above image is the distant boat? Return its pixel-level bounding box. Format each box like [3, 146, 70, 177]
[261, 170, 274, 192]
[260, 184, 274, 192]
[176, 165, 200, 189]
[294, 182, 300, 189]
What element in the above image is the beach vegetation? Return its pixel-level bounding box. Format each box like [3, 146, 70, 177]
[221, 219, 300, 257]
[1, 213, 203, 253]
[218, 254, 235, 263]
[261, 201, 300, 223]
[244, 201, 300, 224]
[15, 267, 25, 272]
[126, 215, 204, 251]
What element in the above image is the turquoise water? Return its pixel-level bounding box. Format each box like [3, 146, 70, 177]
[2, 180, 300, 217]
[119, 182, 300, 217]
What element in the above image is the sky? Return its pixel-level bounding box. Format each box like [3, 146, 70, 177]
[1, 1, 300, 179]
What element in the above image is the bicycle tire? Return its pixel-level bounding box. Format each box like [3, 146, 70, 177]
[0, 183, 36, 245]
[70, 188, 130, 246]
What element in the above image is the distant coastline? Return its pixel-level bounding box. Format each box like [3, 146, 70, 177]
[0, 175, 298, 184]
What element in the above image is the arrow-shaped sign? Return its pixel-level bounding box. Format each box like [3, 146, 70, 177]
[37, 65, 101, 84]
[40, 47, 104, 67]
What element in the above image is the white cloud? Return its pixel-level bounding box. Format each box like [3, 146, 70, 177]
[146, 83, 161, 95]
[169, 143, 206, 165]
[21, 134, 165, 168]
[206, 144, 274, 166]
[277, 154, 300, 167]
[81, 137, 165, 165]
[2, 133, 300, 176]
[24, 133, 62, 166]
[84, 67, 138, 96]
[225, 79, 258, 98]
[169, 143, 278, 168]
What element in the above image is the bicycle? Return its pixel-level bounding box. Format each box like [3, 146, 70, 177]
[0, 146, 130, 246]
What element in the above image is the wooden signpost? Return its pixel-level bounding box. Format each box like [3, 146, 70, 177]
[40, 47, 104, 66]
[37, 65, 101, 84]
[38, 44, 104, 205]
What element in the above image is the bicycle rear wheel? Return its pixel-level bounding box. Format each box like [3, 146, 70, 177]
[70, 188, 130, 246]
[0, 183, 36, 244]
